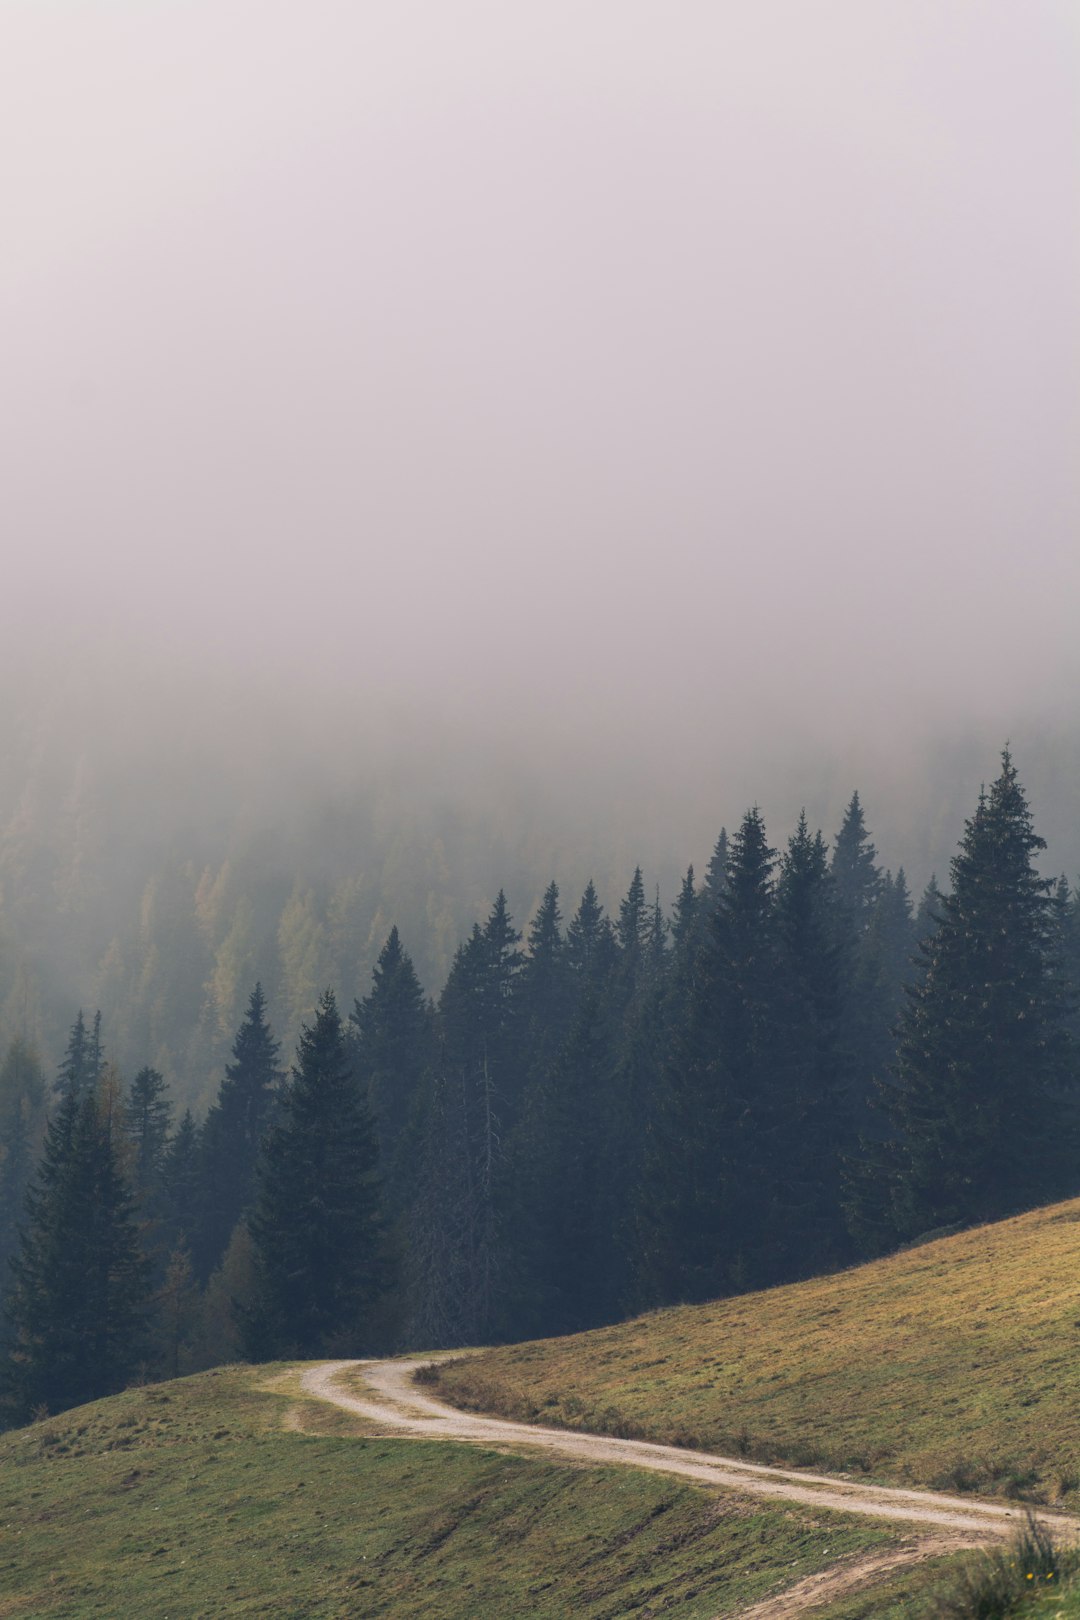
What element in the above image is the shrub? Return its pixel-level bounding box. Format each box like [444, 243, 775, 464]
[929, 1513, 1076, 1619]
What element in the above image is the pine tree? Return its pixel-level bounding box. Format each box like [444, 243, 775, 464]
[773, 813, 848, 1271]
[671, 866, 699, 951]
[830, 792, 881, 930]
[350, 929, 433, 1205]
[703, 829, 730, 907]
[3, 1085, 150, 1420]
[245, 991, 384, 1358]
[160, 1109, 201, 1255]
[0, 1039, 47, 1287]
[915, 874, 945, 942]
[510, 990, 616, 1336]
[566, 881, 616, 983]
[641, 808, 781, 1303]
[124, 1067, 173, 1204]
[515, 883, 573, 1093]
[883, 752, 1073, 1236]
[617, 867, 648, 969]
[55, 1011, 94, 1102]
[195, 984, 282, 1279]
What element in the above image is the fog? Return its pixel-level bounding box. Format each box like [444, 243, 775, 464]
[1, 2, 1078, 1014]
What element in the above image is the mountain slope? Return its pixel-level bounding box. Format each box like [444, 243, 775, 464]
[0, 1363, 917, 1619]
[437, 1197, 1080, 1504]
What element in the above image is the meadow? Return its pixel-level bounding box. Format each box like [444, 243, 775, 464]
[437, 1197, 1080, 1503]
[0, 1362, 920, 1618]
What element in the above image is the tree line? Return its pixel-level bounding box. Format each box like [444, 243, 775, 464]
[3, 750, 1078, 1422]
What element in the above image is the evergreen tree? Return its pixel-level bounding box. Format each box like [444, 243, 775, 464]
[55, 1010, 103, 1102]
[645, 888, 668, 986]
[0, 1039, 47, 1287]
[830, 792, 881, 930]
[671, 865, 699, 951]
[1060, 880, 1080, 1044]
[773, 813, 848, 1271]
[245, 991, 384, 1358]
[509, 990, 616, 1336]
[703, 829, 730, 908]
[641, 808, 781, 1303]
[160, 1109, 201, 1256]
[883, 752, 1074, 1236]
[566, 880, 617, 983]
[3, 1085, 150, 1420]
[617, 867, 648, 972]
[194, 984, 281, 1279]
[350, 928, 433, 1204]
[915, 874, 945, 943]
[516, 883, 573, 1088]
[124, 1067, 172, 1205]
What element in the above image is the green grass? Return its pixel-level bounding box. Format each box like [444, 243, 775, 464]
[436, 1196, 1080, 1504]
[0, 1363, 905, 1618]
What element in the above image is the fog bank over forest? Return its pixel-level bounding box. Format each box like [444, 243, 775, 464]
[0, 1, 1076, 1096]
[2, 662, 1080, 1112]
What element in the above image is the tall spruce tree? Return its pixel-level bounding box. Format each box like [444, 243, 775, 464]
[350, 928, 433, 1205]
[0, 1039, 47, 1289]
[245, 991, 383, 1358]
[3, 1085, 150, 1420]
[772, 812, 848, 1272]
[883, 751, 1074, 1237]
[641, 808, 782, 1304]
[830, 792, 881, 929]
[124, 1067, 172, 1206]
[566, 881, 617, 984]
[195, 984, 282, 1280]
[55, 1010, 104, 1102]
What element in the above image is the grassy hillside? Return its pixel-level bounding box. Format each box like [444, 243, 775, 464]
[437, 1197, 1080, 1504]
[0, 1362, 926, 1619]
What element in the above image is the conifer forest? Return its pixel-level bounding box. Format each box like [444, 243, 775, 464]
[4, 748, 1080, 1424]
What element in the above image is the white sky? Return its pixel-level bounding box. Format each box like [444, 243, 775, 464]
[1, 2, 1077, 797]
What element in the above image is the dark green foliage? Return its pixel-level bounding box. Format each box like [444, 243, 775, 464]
[124, 1066, 172, 1203]
[194, 984, 282, 1280]
[7, 748, 1077, 1373]
[0, 1039, 47, 1285]
[883, 752, 1073, 1237]
[54, 1009, 104, 1102]
[566, 880, 617, 983]
[616, 866, 648, 977]
[245, 991, 384, 1358]
[915, 874, 945, 941]
[772, 813, 848, 1271]
[351, 928, 434, 1198]
[641, 808, 785, 1304]
[160, 1107, 201, 1254]
[830, 791, 881, 930]
[509, 990, 618, 1336]
[3, 1083, 150, 1421]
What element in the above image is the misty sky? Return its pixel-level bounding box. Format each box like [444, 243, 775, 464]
[2, 2, 1078, 827]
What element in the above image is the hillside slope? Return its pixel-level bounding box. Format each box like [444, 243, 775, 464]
[0, 1363, 923, 1619]
[437, 1197, 1080, 1503]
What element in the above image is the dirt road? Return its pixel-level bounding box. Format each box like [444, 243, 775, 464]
[300, 1358, 1079, 1615]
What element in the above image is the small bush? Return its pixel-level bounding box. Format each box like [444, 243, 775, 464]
[929, 1513, 1076, 1618]
[934, 1459, 982, 1494]
[412, 1363, 442, 1387]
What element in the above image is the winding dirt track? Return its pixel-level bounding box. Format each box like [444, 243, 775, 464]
[300, 1358, 1080, 1615]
